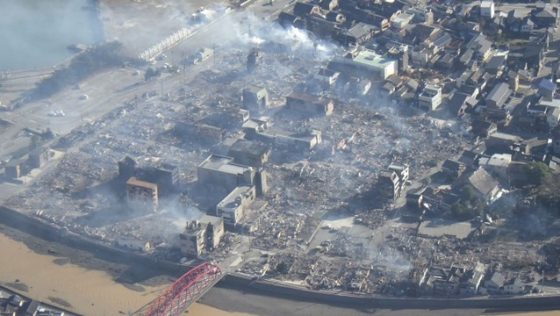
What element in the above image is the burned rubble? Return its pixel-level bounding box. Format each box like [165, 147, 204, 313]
[3, 0, 560, 299]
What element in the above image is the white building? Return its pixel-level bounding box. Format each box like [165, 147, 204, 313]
[216, 185, 256, 225]
[480, 0, 495, 19]
[418, 84, 443, 111]
[352, 49, 398, 79]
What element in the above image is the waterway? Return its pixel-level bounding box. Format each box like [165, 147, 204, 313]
[0, 232, 252, 315]
[0, 0, 103, 71]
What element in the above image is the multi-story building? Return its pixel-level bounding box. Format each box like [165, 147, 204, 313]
[480, 0, 495, 19]
[418, 84, 443, 111]
[126, 177, 159, 212]
[180, 215, 224, 258]
[197, 154, 265, 194]
[216, 186, 257, 226]
[378, 164, 409, 201]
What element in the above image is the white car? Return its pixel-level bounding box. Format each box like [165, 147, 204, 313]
[48, 110, 65, 117]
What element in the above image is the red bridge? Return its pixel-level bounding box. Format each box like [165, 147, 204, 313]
[138, 262, 223, 316]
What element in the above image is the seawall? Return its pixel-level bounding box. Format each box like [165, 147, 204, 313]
[1, 205, 560, 311]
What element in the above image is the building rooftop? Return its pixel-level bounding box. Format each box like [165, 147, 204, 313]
[353, 49, 396, 70]
[198, 154, 252, 175]
[480, 153, 512, 168]
[126, 177, 158, 190]
[481, 0, 494, 9]
[217, 186, 253, 209]
[468, 168, 500, 197]
[199, 214, 224, 227]
[347, 22, 377, 38]
[486, 82, 512, 108]
[489, 132, 522, 142]
[244, 84, 267, 94]
[184, 215, 223, 234]
[229, 139, 270, 157]
[287, 91, 325, 104]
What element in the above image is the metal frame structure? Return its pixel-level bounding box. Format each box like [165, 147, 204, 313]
[144, 262, 222, 316]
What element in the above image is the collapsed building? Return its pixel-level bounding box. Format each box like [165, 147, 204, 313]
[5, 0, 560, 301]
[285, 92, 335, 116]
[3, 147, 51, 180]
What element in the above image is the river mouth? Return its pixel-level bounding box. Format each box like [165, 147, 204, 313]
[0, 0, 104, 71]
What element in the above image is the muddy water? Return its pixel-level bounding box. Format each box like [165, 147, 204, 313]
[0, 232, 251, 315]
[0, 0, 103, 70]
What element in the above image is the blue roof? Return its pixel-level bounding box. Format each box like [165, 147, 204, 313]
[539, 78, 556, 91]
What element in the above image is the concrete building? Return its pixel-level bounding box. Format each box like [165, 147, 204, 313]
[378, 164, 409, 201]
[480, 0, 495, 19]
[27, 147, 49, 169]
[352, 49, 398, 79]
[216, 186, 256, 226]
[3, 148, 50, 180]
[198, 154, 268, 195]
[418, 84, 443, 111]
[391, 11, 414, 29]
[378, 171, 400, 201]
[126, 177, 159, 212]
[118, 156, 179, 195]
[228, 139, 271, 168]
[329, 49, 397, 80]
[244, 119, 323, 153]
[180, 215, 224, 258]
[243, 85, 269, 112]
[4, 161, 23, 179]
[285, 92, 334, 116]
[174, 121, 225, 145]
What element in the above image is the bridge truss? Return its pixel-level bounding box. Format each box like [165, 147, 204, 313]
[143, 262, 223, 316]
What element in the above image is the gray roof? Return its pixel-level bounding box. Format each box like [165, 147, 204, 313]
[486, 82, 512, 108]
[488, 271, 505, 287]
[466, 34, 492, 56]
[347, 22, 377, 38]
[198, 154, 251, 175]
[489, 132, 522, 142]
[229, 139, 270, 157]
[486, 55, 506, 70]
[468, 168, 499, 197]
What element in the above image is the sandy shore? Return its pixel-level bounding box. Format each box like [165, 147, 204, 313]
[0, 232, 251, 315]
